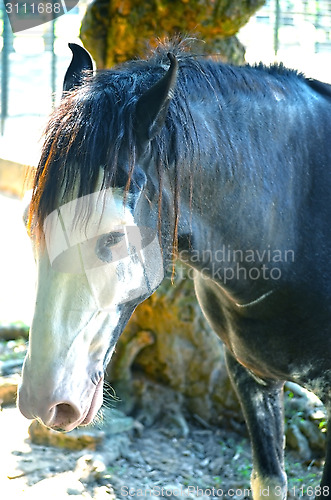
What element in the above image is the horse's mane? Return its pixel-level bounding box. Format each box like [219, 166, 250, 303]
[29, 37, 312, 238]
[29, 39, 196, 236]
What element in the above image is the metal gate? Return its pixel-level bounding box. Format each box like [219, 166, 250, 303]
[0, 1, 83, 137]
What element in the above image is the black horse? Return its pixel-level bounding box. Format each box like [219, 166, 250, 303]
[18, 40, 331, 498]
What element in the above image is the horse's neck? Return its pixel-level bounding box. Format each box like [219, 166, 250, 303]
[173, 142, 299, 303]
[175, 91, 308, 255]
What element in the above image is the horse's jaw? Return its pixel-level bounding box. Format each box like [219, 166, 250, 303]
[80, 375, 104, 427]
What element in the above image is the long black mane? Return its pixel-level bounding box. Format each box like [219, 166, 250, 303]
[29, 38, 322, 235]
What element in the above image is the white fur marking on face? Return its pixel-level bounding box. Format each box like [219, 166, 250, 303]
[20, 186, 165, 429]
[44, 188, 133, 268]
[43, 188, 164, 311]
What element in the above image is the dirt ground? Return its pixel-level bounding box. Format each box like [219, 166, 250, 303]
[0, 397, 324, 500]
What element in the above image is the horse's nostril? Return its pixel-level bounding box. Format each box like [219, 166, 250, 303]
[49, 402, 81, 430]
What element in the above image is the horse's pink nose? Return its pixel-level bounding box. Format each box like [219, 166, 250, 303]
[18, 357, 104, 432]
[18, 383, 85, 431]
[18, 395, 83, 431]
[18, 369, 104, 432]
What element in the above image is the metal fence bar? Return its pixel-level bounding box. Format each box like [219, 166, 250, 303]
[1, 3, 11, 135]
[51, 15, 56, 108]
[274, 0, 281, 56]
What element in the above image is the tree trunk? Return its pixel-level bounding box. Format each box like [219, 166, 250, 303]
[80, 0, 265, 68]
[108, 266, 242, 429]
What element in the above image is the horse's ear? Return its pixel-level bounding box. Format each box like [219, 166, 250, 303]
[135, 52, 178, 142]
[63, 43, 93, 93]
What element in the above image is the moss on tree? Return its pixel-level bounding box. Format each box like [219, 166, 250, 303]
[80, 0, 265, 68]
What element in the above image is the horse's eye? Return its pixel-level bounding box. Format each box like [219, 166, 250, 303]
[104, 232, 125, 247]
[95, 232, 125, 263]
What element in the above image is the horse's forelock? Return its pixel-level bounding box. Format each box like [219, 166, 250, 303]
[29, 76, 139, 238]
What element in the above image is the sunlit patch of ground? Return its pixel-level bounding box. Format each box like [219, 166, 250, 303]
[0, 406, 114, 500]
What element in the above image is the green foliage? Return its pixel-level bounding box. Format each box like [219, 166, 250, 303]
[0, 337, 27, 361]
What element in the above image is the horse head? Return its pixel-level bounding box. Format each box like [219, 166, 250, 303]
[18, 44, 177, 431]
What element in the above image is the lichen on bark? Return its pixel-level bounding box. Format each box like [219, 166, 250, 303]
[107, 266, 242, 427]
[80, 0, 265, 68]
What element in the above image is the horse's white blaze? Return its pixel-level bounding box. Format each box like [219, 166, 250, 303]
[18, 188, 163, 430]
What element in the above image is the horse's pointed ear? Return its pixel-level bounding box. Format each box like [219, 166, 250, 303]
[135, 52, 178, 142]
[63, 43, 93, 93]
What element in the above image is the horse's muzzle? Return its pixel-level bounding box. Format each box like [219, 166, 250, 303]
[17, 371, 104, 432]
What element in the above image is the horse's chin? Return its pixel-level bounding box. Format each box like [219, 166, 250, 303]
[80, 376, 104, 427]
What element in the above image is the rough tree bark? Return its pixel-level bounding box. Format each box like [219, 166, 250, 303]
[80, 0, 265, 68]
[80, 0, 265, 427]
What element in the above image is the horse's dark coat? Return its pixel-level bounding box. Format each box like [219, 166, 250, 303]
[30, 40, 331, 497]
